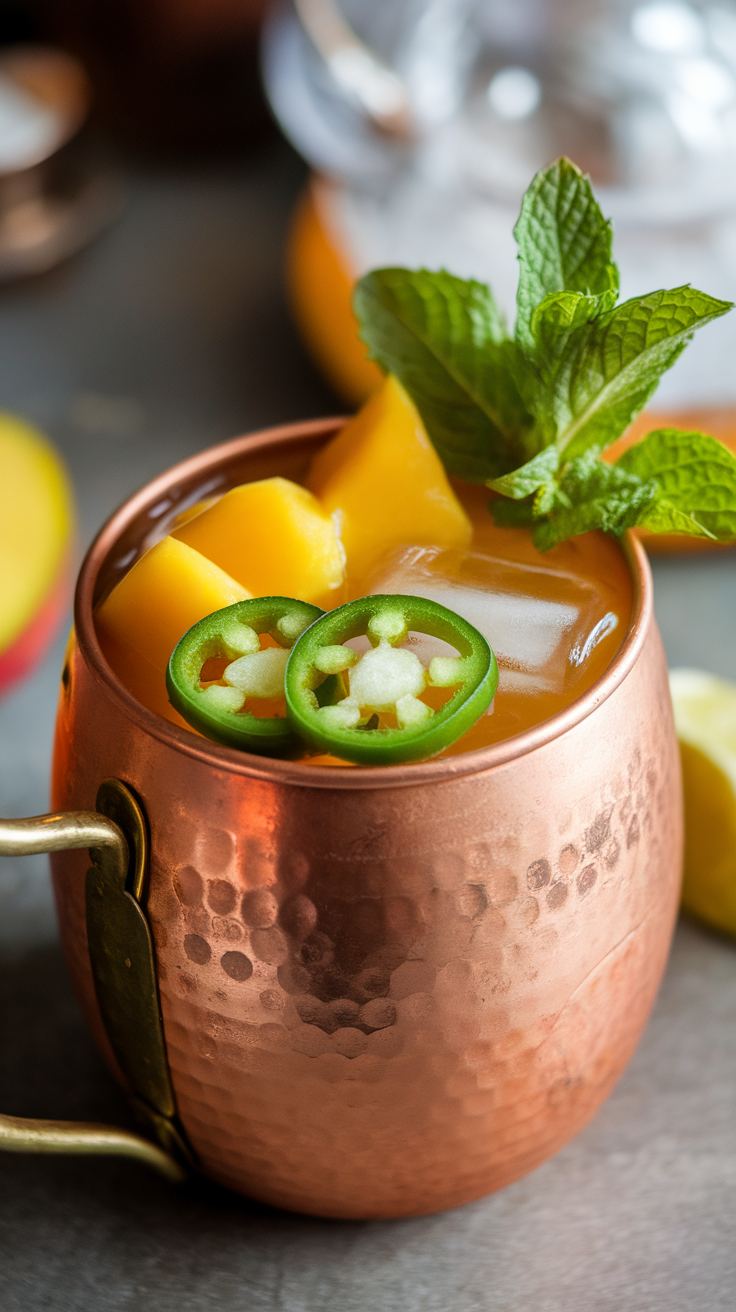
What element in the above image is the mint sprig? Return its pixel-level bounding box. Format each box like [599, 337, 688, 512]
[619, 428, 736, 539]
[526, 285, 724, 460]
[354, 157, 736, 549]
[514, 157, 619, 347]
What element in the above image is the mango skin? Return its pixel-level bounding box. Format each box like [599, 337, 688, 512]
[172, 477, 345, 607]
[0, 413, 74, 654]
[95, 536, 249, 726]
[0, 567, 69, 696]
[307, 375, 472, 587]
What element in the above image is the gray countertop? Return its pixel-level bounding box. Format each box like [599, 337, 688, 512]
[1, 141, 735, 1312]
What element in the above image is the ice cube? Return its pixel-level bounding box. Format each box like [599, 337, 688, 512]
[366, 545, 622, 698]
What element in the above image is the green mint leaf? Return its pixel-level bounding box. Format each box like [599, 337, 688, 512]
[528, 453, 656, 550]
[535, 286, 732, 461]
[617, 428, 736, 540]
[354, 268, 535, 482]
[636, 499, 717, 539]
[515, 158, 619, 347]
[488, 444, 559, 499]
[519, 288, 617, 446]
[531, 288, 617, 345]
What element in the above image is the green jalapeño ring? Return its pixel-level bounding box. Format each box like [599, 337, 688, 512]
[167, 597, 324, 755]
[284, 594, 499, 765]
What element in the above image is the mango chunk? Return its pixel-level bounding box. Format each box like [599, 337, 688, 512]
[307, 375, 471, 585]
[172, 476, 344, 605]
[95, 536, 249, 724]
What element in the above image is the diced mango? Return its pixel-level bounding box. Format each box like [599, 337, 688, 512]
[169, 497, 217, 530]
[95, 536, 249, 725]
[307, 374, 471, 585]
[172, 476, 345, 606]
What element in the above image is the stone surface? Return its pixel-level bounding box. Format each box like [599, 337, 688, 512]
[1, 139, 736, 1307]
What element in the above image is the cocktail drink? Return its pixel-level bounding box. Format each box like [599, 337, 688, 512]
[93, 386, 633, 765]
[2, 160, 735, 1217]
[40, 411, 678, 1219]
[93, 157, 736, 770]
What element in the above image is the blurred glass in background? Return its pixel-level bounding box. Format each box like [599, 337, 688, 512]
[266, 0, 736, 450]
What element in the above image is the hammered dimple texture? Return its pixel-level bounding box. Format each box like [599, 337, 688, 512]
[145, 697, 676, 1218]
[50, 603, 681, 1218]
[48, 422, 681, 1219]
[51, 608, 682, 1212]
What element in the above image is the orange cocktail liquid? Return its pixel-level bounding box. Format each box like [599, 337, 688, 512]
[444, 484, 631, 755]
[308, 480, 633, 766]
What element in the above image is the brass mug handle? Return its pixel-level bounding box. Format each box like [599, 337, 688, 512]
[0, 801, 185, 1182]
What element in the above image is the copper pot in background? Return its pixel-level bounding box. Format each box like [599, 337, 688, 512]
[36, 418, 683, 1219]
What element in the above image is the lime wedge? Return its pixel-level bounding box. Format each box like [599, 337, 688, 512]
[670, 668, 736, 937]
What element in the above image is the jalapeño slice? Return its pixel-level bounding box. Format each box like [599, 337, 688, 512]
[284, 594, 498, 765]
[167, 597, 323, 755]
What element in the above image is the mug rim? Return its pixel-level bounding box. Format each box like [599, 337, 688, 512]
[75, 417, 653, 792]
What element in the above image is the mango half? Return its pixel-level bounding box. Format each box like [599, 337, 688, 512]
[0, 415, 74, 695]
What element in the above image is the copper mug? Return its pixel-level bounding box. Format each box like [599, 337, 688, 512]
[0, 418, 683, 1219]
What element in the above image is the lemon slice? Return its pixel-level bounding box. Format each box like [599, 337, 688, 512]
[669, 668, 736, 936]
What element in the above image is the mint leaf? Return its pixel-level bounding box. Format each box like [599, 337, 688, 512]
[617, 428, 736, 540]
[531, 288, 617, 346]
[637, 499, 717, 539]
[515, 158, 619, 347]
[493, 430, 736, 549]
[354, 268, 535, 482]
[533, 286, 732, 460]
[518, 287, 617, 446]
[524, 452, 657, 550]
[489, 444, 559, 499]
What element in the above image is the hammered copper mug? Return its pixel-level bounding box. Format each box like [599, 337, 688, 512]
[0, 418, 683, 1219]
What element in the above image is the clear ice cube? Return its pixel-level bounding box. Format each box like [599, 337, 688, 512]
[366, 545, 622, 698]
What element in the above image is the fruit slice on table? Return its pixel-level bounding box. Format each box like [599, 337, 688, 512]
[670, 668, 736, 937]
[307, 374, 471, 589]
[0, 414, 74, 696]
[172, 477, 345, 607]
[95, 536, 249, 726]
